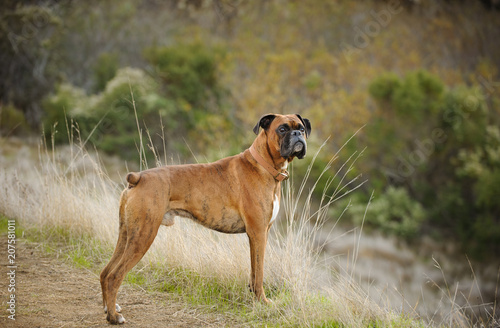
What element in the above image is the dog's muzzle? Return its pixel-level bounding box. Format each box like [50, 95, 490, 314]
[282, 133, 307, 160]
[292, 140, 306, 159]
[293, 141, 304, 153]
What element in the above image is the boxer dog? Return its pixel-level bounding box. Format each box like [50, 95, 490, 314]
[100, 113, 311, 324]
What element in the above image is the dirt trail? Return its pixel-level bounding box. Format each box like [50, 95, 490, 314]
[0, 237, 236, 328]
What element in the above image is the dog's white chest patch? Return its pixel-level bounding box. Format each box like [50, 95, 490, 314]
[270, 196, 280, 224]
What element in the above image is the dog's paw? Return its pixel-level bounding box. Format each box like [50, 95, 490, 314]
[107, 312, 126, 325]
[261, 297, 272, 304]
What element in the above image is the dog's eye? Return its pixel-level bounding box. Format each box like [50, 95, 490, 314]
[299, 127, 305, 133]
[279, 127, 286, 133]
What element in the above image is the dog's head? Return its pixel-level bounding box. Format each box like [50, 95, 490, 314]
[253, 113, 311, 161]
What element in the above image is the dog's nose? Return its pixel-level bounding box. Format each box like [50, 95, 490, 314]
[291, 130, 301, 136]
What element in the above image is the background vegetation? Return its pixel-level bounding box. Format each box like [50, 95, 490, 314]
[1, 0, 499, 285]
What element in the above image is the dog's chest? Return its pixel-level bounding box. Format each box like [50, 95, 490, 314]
[270, 196, 279, 224]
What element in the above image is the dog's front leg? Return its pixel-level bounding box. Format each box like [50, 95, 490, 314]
[247, 228, 270, 303]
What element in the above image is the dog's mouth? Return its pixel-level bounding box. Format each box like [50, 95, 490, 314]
[281, 138, 307, 160]
[293, 141, 304, 153]
[292, 140, 306, 159]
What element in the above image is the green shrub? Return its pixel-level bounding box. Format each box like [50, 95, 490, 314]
[143, 43, 237, 157]
[476, 168, 500, 213]
[0, 104, 29, 136]
[472, 215, 500, 259]
[42, 84, 87, 143]
[350, 187, 426, 239]
[42, 68, 164, 159]
[78, 67, 165, 160]
[92, 52, 120, 93]
[370, 70, 444, 120]
[361, 70, 500, 255]
[368, 72, 401, 102]
[143, 43, 220, 106]
[392, 71, 441, 119]
[41, 42, 238, 163]
[440, 86, 488, 146]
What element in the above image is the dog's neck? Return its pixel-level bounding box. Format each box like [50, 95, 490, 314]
[252, 132, 288, 169]
[249, 133, 289, 182]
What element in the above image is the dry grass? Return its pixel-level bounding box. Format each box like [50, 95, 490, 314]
[2, 131, 491, 327]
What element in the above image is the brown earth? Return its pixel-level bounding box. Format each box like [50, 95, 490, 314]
[0, 236, 239, 328]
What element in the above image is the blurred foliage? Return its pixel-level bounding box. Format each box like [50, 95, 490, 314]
[78, 67, 162, 160]
[144, 43, 220, 106]
[42, 83, 86, 143]
[144, 43, 238, 155]
[43, 43, 237, 162]
[0, 104, 29, 136]
[92, 52, 120, 93]
[349, 187, 426, 239]
[361, 70, 446, 186]
[0, 0, 63, 127]
[349, 70, 500, 257]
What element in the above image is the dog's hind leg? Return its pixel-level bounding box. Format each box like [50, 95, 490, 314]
[100, 228, 126, 314]
[100, 190, 128, 314]
[104, 214, 161, 324]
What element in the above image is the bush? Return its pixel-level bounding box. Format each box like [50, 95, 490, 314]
[350, 187, 426, 239]
[360, 70, 447, 189]
[143, 43, 237, 157]
[440, 86, 488, 146]
[42, 68, 165, 159]
[143, 43, 220, 107]
[42, 43, 238, 162]
[368, 72, 401, 102]
[92, 52, 120, 93]
[361, 69, 500, 256]
[0, 103, 29, 136]
[42, 84, 87, 143]
[391, 70, 444, 119]
[472, 215, 500, 259]
[77, 67, 166, 160]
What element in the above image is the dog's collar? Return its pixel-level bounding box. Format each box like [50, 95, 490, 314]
[249, 145, 289, 182]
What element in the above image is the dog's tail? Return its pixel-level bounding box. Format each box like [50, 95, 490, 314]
[126, 172, 141, 187]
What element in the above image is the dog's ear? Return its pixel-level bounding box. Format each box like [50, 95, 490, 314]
[295, 114, 312, 137]
[253, 114, 276, 135]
